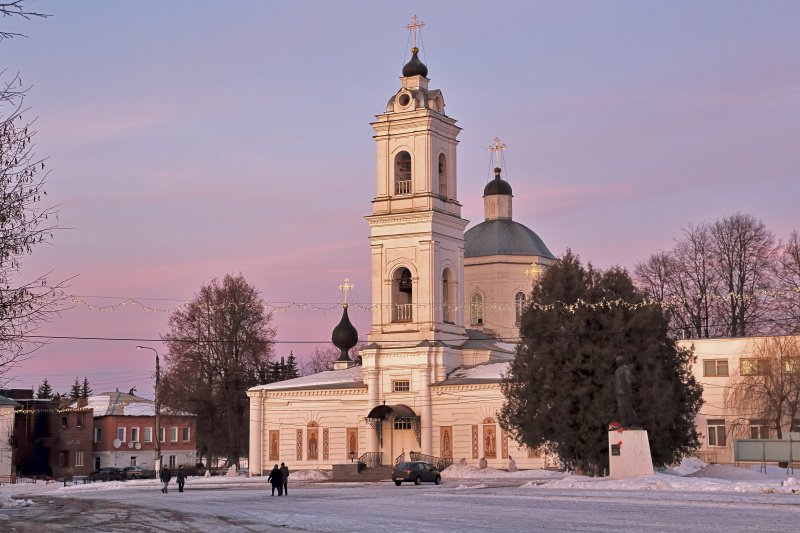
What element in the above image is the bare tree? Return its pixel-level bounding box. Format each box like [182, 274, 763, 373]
[1, 1, 50, 41]
[1, 4, 62, 382]
[301, 346, 338, 375]
[776, 231, 800, 333]
[161, 274, 275, 467]
[725, 336, 800, 439]
[710, 213, 778, 337]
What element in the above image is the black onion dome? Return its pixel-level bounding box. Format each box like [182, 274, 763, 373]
[483, 167, 513, 196]
[331, 306, 359, 361]
[402, 47, 428, 77]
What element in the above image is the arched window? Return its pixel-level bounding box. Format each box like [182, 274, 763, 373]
[438, 153, 447, 198]
[515, 292, 526, 325]
[470, 292, 484, 325]
[442, 268, 454, 323]
[393, 267, 413, 322]
[395, 151, 412, 195]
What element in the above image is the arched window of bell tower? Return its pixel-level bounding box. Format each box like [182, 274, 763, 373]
[442, 268, 454, 324]
[392, 267, 413, 323]
[394, 151, 412, 195]
[470, 292, 484, 326]
[438, 153, 448, 198]
[515, 291, 527, 325]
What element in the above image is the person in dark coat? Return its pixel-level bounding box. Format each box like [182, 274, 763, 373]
[267, 464, 283, 496]
[160, 466, 171, 493]
[280, 462, 289, 496]
[176, 465, 186, 493]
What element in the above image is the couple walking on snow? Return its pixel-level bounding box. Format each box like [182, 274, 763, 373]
[160, 465, 186, 493]
[268, 462, 289, 496]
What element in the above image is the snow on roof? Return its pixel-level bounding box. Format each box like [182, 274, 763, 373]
[79, 392, 156, 417]
[438, 361, 510, 385]
[250, 365, 365, 392]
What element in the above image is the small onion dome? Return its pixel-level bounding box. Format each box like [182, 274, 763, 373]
[483, 167, 513, 196]
[402, 46, 428, 78]
[331, 305, 359, 361]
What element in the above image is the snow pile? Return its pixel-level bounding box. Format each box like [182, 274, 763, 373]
[290, 469, 330, 481]
[0, 492, 34, 508]
[441, 464, 563, 480]
[659, 456, 706, 476]
[454, 483, 488, 490]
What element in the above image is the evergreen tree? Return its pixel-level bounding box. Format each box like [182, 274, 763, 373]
[500, 250, 703, 475]
[270, 357, 286, 382]
[69, 377, 81, 401]
[35, 378, 53, 399]
[80, 376, 92, 399]
[284, 352, 300, 380]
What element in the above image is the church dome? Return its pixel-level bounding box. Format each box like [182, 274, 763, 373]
[465, 219, 556, 259]
[483, 167, 513, 196]
[402, 47, 428, 78]
[331, 305, 359, 361]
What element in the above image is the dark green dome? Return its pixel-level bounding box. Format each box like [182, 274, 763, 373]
[465, 219, 555, 259]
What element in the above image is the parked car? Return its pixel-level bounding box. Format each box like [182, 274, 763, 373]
[123, 465, 154, 479]
[392, 461, 441, 486]
[89, 467, 126, 482]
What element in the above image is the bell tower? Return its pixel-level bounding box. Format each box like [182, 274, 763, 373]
[365, 26, 468, 345]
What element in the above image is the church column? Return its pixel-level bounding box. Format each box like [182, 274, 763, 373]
[419, 364, 432, 455]
[247, 391, 262, 476]
[366, 369, 380, 453]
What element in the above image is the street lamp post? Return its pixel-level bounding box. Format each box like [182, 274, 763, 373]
[136, 345, 161, 471]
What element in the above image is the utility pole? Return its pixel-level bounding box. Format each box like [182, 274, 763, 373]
[136, 345, 162, 471]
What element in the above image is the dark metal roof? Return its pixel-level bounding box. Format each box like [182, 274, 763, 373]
[465, 219, 555, 259]
[483, 168, 513, 196]
[366, 404, 418, 419]
[331, 305, 358, 362]
[402, 47, 428, 77]
[0, 395, 20, 407]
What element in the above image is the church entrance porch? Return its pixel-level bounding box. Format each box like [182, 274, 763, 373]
[365, 404, 421, 465]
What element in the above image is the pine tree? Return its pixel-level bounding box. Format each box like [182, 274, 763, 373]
[69, 377, 82, 401]
[80, 376, 92, 399]
[270, 357, 286, 382]
[500, 250, 703, 475]
[284, 352, 300, 380]
[36, 378, 53, 399]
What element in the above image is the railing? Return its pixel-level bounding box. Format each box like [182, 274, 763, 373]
[395, 180, 412, 195]
[358, 452, 383, 468]
[410, 451, 453, 472]
[395, 452, 406, 466]
[394, 304, 413, 323]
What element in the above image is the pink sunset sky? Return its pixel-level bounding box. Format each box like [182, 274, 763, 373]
[3, 1, 798, 398]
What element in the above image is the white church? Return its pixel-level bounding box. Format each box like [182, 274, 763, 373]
[247, 37, 557, 474]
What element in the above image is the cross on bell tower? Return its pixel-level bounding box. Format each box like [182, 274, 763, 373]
[488, 137, 508, 169]
[405, 15, 425, 49]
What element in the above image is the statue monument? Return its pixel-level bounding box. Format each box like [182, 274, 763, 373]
[609, 355, 653, 479]
[614, 356, 640, 428]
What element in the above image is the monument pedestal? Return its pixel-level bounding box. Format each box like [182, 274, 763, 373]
[608, 429, 653, 479]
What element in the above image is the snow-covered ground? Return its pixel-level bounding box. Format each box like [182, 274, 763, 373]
[2, 462, 800, 531]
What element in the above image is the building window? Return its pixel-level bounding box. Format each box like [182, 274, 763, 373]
[76, 413, 85, 428]
[144, 427, 153, 443]
[94, 427, 102, 443]
[170, 427, 178, 443]
[470, 293, 484, 325]
[130, 456, 137, 467]
[438, 153, 447, 198]
[182, 427, 190, 442]
[514, 291, 526, 325]
[75, 450, 84, 467]
[159, 427, 165, 443]
[741, 358, 770, 376]
[703, 359, 729, 377]
[61, 416, 68, 428]
[117, 427, 126, 442]
[59, 450, 68, 467]
[442, 268, 454, 323]
[131, 427, 139, 442]
[394, 151, 412, 195]
[169, 455, 176, 469]
[392, 380, 410, 392]
[393, 268, 413, 323]
[394, 417, 412, 430]
[749, 420, 770, 439]
[707, 419, 726, 447]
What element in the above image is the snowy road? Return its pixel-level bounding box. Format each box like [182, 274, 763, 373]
[3, 480, 800, 532]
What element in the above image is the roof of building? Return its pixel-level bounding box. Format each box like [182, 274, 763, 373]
[0, 395, 20, 408]
[483, 168, 513, 196]
[436, 361, 509, 386]
[249, 364, 365, 392]
[465, 219, 555, 259]
[402, 47, 428, 77]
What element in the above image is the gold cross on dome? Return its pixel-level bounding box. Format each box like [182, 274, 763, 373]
[339, 278, 355, 306]
[488, 137, 508, 168]
[406, 15, 426, 49]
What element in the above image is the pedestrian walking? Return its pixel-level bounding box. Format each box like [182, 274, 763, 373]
[280, 462, 289, 496]
[176, 465, 186, 493]
[160, 466, 171, 493]
[268, 464, 283, 496]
